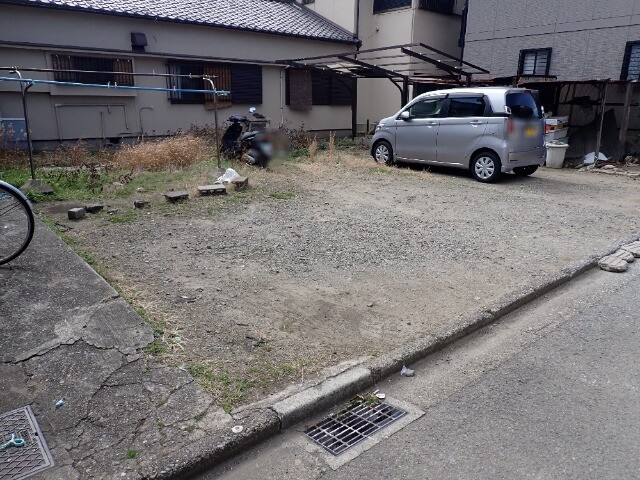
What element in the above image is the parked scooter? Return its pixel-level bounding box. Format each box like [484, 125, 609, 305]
[220, 108, 272, 167]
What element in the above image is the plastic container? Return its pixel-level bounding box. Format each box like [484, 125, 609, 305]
[545, 142, 569, 169]
[545, 127, 568, 141]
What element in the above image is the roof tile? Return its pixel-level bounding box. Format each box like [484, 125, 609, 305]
[13, 0, 358, 44]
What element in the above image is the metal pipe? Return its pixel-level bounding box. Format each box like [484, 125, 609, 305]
[594, 81, 609, 163]
[202, 77, 220, 168]
[0, 77, 229, 95]
[10, 70, 36, 180]
[139, 106, 154, 138]
[0, 65, 217, 80]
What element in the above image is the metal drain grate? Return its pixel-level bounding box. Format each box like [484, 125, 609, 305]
[305, 401, 406, 455]
[0, 406, 54, 479]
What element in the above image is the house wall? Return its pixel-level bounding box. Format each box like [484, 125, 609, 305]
[302, 0, 463, 126]
[302, 0, 358, 34]
[464, 0, 640, 80]
[0, 5, 357, 143]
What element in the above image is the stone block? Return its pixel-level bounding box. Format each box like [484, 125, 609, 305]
[612, 249, 634, 263]
[598, 255, 628, 273]
[165, 191, 189, 202]
[85, 204, 104, 214]
[134, 200, 150, 209]
[231, 176, 249, 190]
[68, 207, 86, 221]
[621, 241, 640, 258]
[197, 184, 227, 196]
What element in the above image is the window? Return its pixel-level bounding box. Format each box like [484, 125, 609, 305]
[418, 0, 455, 15]
[285, 69, 353, 107]
[506, 92, 542, 119]
[518, 48, 551, 76]
[167, 61, 262, 106]
[373, 0, 411, 14]
[51, 54, 134, 86]
[408, 97, 445, 118]
[621, 41, 640, 80]
[446, 97, 486, 117]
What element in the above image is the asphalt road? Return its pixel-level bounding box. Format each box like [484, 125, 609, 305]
[202, 260, 640, 480]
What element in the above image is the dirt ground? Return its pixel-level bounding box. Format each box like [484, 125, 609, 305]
[38, 150, 640, 410]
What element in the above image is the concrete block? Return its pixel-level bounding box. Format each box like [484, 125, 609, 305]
[231, 176, 249, 190]
[68, 207, 86, 221]
[165, 191, 189, 202]
[85, 204, 104, 214]
[197, 184, 227, 196]
[134, 200, 150, 209]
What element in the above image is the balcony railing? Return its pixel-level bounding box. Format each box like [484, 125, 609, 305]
[419, 0, 455, 15]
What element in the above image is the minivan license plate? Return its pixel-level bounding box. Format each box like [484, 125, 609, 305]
[525, 125, 537, 137]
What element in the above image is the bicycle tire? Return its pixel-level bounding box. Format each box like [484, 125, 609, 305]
[0, 182, 35, 265]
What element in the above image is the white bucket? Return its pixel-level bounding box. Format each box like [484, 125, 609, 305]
[545, 142, 569, 169]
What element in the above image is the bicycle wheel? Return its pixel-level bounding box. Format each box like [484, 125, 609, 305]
[0, 182, 35, 265]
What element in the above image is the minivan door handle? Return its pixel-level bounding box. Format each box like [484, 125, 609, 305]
[425, 121, 439, 126]
[469, 120, 484, 125]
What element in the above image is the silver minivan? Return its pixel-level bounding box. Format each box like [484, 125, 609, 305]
[370, 87, 545, 182]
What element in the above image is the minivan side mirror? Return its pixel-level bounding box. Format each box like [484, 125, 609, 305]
[400, 111, 411, 121]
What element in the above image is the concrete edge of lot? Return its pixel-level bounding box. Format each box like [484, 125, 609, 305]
[161, 231, 640, 480]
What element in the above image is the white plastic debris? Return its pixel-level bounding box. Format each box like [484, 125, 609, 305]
[217, 168, 241, 184]
[583, 151, 608, 165]
[400, 365, 414, 377]
[55, 398, 65, 409]
[231, 425, 244, 434]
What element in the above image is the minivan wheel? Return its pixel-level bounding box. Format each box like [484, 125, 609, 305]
[373, 141, 394, 165]
[513, 165, 539, 177]
[471, 152, 501, 183]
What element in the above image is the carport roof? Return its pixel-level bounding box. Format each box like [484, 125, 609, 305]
[1, 0, 359, 45]
[281, 43, 489, 83]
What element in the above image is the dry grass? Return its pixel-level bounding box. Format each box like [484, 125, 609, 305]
[308, 136, 318, 162]
[112, 134, 211, 172]
[328, 131, 335, 160]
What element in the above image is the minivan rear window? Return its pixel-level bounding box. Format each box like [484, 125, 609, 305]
[506, 92, 542, 119]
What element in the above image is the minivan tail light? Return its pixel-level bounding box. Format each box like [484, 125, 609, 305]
[506, 117, 515, 134]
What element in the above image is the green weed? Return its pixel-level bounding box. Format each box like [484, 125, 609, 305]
[125, 450, 138, 459]
[269, 191, 294, 200]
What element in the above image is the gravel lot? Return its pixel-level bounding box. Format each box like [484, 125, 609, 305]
[40, 152, 640, 409]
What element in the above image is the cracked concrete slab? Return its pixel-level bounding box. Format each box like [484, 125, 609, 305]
[0, 221, 242, 479]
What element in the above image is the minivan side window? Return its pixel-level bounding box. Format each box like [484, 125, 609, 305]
[407, 98, 444, 118]
[447, 97, 486, 117]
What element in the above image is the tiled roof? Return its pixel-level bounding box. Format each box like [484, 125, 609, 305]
[5, 0, 358, 44]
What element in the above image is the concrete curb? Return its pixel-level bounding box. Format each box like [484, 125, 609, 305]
[156, 232, 639, 479]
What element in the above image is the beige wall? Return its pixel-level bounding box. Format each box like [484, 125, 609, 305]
[298, 0, 463, 126]
[303, 0, 357, 34]
[0, 5, 356, 142]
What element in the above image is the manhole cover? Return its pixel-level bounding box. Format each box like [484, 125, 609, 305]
[0, 406, 54, 479]
[304, 400, 406, 455]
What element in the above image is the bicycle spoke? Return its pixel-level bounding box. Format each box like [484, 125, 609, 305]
[0, 184, 35, 265]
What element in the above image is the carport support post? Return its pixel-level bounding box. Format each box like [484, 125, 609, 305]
[401, 76, 409, 107]
[618, 81, 633, 159]
[351, 77, 358, 139]
[594, 81, 609, 163]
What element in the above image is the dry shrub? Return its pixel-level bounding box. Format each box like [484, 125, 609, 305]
[328, 131, 335, 160]
[113, 134, 210, 171]
[308, 136, 318, 162]
[0, 122, 27, 167]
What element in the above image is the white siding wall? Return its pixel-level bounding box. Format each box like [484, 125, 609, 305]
[465, 0, 640, 81]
